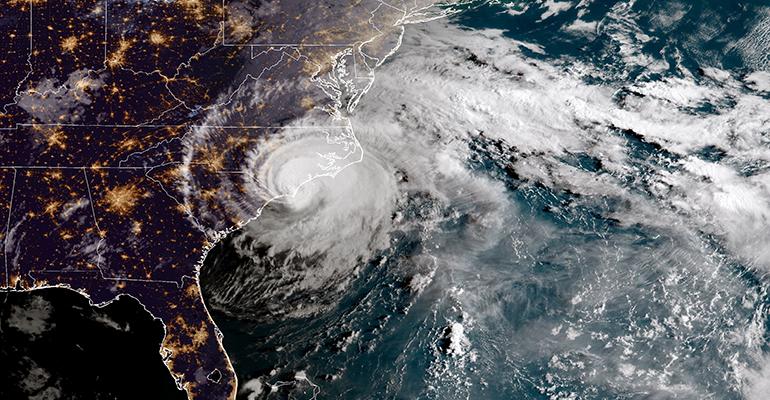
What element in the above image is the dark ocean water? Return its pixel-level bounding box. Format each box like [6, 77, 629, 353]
[0, 289, 184, 399]
[455, 0, 768, 76]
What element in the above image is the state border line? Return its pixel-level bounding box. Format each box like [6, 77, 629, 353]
[235, 43, 355, 47]
[0, 165, 147, 170]
[30, 269, 182, 285]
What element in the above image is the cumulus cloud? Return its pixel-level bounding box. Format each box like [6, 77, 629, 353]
[203, 13, 768, 397]
[340, 20, 768, 396]
[358, 20, 770, 271]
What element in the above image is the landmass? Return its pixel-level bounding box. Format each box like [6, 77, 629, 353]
[0, 0, 472, 398]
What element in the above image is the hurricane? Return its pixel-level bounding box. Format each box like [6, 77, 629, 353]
[198, 2, 770, 399]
